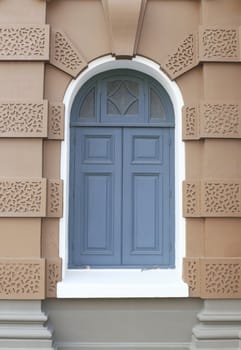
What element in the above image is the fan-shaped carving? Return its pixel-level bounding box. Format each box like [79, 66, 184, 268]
[50, 29, 87, 77]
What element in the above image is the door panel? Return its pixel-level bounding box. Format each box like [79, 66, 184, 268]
[69, 127, 122, 267]
[132, 174, 161, 251]
[69, 127, 174, 268]
[122, 128, 173, 266]
[83, 174, 113, 250]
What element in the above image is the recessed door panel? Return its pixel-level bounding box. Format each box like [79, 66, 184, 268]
[82, 173, 113, 251]
[132, 174, 162, 252]
[122, 128, 173, 267]
[69, 127, 122, 267]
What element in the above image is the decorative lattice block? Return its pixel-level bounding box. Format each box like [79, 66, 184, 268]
[160, 26, 241, 80]
[183, 258, 200, 297]
[46, 258, 62, 298]
[160, 33, 199, 79]
[48, 103, 65, 140]
[182, 105, 199, 140]
[0, 25, 49, 60]
[201, 180, 241, 217]
[0, 259, 45, 299]
[183, 102, 241, 139]
[200, 102, 240, 138]
[0, 101, 48, 137]
[50, 29, 87, 77]
[199, 26, 239, 61]
[183, 181, 200, 217]
[183, 258, 241, 298]
[184, 180, 241, 217]
[0, 178, 46, 217]
[201, 259, 241, 298]
[47, 179, 63, 217]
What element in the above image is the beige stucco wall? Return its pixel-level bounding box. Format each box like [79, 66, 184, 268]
[45, 0, 241, 299]
[0, 0, 240, 299]
[0, 0, 241, 349]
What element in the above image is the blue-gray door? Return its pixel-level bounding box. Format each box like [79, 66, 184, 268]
[69, 126, 174, 268]
[69, 69, 175, 269]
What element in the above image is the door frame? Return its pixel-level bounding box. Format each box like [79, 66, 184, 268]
[58, 55, 188, 298]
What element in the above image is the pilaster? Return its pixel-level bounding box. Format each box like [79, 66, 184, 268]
[190, 300, 241, 349]
[0, 300, 55, 349]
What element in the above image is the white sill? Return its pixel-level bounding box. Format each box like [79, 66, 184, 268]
[57, 269, 188, 298]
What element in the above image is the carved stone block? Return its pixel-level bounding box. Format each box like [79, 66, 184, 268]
[182, 105, 199, 140]
[201, 180, 241, 217]
[160, 26, 241, 80]
[0, 259, 45, 299]
[199, 26, 240, 61]
[47, 179, 63, 217]
[200, 102, 240, 138]
[183, 102, 241, 139]
[184, 180, 241, 217]
[0, 178, 46, 217]
[0, 25, 49, 60]
[183, 258, 200, 297]
[201, 259, 241, 298]
[48, 103, 65, 140]
[46, 258, 62, 298]
[50, 29, 87, 77]
[0, 101, 48, 137]
[183, 181, 200, 217]
[183, 258, 241, 298]
[160, 33, 199, 80]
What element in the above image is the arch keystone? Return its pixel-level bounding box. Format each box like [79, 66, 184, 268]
[102, 0, 146, 57]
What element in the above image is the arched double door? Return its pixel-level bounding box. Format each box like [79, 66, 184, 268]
[69, 70, 175, 268]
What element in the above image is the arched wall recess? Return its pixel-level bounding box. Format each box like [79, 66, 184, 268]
[58, 55, 188, 298]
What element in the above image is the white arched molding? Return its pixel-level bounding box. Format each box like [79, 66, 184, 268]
[58, 55, 188, 298]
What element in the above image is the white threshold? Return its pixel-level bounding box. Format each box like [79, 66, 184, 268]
[57, 269, 188, 298]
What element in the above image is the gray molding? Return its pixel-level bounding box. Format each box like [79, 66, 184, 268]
[0, 301, 55, 349]
[190, 300, 241, 349]
[55, 342, 190, 350]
